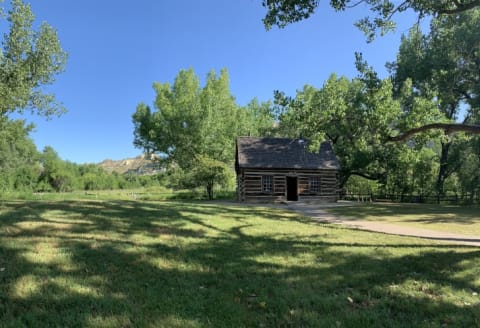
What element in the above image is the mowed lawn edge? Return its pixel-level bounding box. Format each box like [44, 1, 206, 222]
[0, 199, 479, 327]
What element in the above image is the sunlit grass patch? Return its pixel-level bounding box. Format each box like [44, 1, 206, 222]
[328, 203, 480, 235]
[0, 199, 479, 327]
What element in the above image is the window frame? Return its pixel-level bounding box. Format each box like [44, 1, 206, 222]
[310, 176, 320, 193]
[262, 175, 273, 193]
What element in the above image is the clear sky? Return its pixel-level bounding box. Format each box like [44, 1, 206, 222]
[7, 0, 422, 163]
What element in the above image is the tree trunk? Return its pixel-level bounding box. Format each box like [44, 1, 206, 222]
[436, 141, 451, 203]
[206, 183, 214, 200]
[338, 172, 349, 190]
[468, 190, 474, 205]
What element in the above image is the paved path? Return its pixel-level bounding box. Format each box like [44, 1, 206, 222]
[280, 202, 480, 247]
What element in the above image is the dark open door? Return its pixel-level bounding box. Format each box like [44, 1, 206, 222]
[286, 176, 298, 201]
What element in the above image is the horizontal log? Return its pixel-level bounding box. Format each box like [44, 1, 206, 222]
[242, 170, 338, 176]
[243, 193, 278, 196]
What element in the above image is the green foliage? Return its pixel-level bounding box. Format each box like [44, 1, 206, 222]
[388, 10, 480, 199]
[39, 146, 75, 192]
[262, 0, 480, 41]
[391, 11, 480, 122]
[0, 0, 69, 193]
[381, 146, 438, 198]
[344, 175, 380, 196]
[457, 137, 480, 203]
[271, 7, 479, 202]
[0, 121, 166, 194]
[274, 71, 477, 201]
[276, 74, 404, 187]
[133, 68, 237, 166]
[0, 0, 67, 117]
[189, 155, 232, 200]
[238, 98, 276, 137]
[0, 118, 40, 192]
[0, 118, 38, 170]
[132, 68, 273, 198]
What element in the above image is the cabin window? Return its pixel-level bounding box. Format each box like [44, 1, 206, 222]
[262, 175, 273, 192]
[310, 176, 320, 192]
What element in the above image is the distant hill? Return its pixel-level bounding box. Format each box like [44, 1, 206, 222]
[98, 154, 163, 175]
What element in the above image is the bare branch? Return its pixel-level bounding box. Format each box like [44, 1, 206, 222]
[388, 123, 480, 142]
[346, 0, 366, 9]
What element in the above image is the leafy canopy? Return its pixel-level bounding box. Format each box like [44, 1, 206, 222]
[261, 0, 480, 41]
[133, 68, 275, 168]
[0, 0, 67, 118]
[276, 73, 407, 187]
[132, 68, 274, 198]
[133, 68, 241, 167]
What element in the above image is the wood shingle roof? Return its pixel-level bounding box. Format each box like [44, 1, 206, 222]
[236, 137, 340, 170]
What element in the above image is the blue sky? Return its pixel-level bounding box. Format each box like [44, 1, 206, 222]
[7, 0, 421, 163]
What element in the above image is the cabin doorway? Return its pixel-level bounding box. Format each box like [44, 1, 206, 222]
[286, 176, 298, 201]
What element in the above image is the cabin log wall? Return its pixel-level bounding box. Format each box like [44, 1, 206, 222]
[237, 168, 339, 202]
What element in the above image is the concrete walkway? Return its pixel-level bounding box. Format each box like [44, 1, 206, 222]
[280, 202, 480, 247]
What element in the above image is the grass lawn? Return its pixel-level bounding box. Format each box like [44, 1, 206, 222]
[0, 187, 235, 203]
[327, 203, 480, 236]
[0, 199, 479, 327]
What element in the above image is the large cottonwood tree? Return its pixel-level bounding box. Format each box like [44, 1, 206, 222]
[133, 68, 273, 198]
[0, 0, 67, 118]
[133, 69, 240, 167]
[0, 0, 67, 192]
[275, 73, 410, 189]
[388, 10, 480, 198]
[261, 1, 480, 139]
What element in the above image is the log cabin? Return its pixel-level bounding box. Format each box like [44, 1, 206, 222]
[235, 137, 340, 202]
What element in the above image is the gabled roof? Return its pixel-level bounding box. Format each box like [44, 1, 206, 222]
[236, 137, 340, 170]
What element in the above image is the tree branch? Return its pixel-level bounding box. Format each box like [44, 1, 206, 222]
[346, 0, 366, 9]
[387, 1, 409, 20]
[388, 123, 480, 142]
[350, 171, 385, 181]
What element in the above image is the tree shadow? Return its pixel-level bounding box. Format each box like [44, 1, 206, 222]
[329, 203, 480, 225]
[0, 200, 479, 327]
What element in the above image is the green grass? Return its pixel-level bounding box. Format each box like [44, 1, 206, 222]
[0, 187, 236, 202]
[0, 199, 479, 327]
[328, 203, 480, 236]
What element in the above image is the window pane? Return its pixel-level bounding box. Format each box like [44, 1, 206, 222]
[310, 176, 319, 192]
[263, 175, 273, 192]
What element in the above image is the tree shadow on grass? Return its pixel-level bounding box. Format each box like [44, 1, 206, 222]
[0, 200, 479, 327]
[329, 203, 480, 225]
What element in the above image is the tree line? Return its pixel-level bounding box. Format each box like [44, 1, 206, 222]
[133, 6, 480, 203]
[0, 120, 162, 193]
[0, 1, 161, 194]
[1, 0, 478, 202]
[259, 0, 480, 202]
